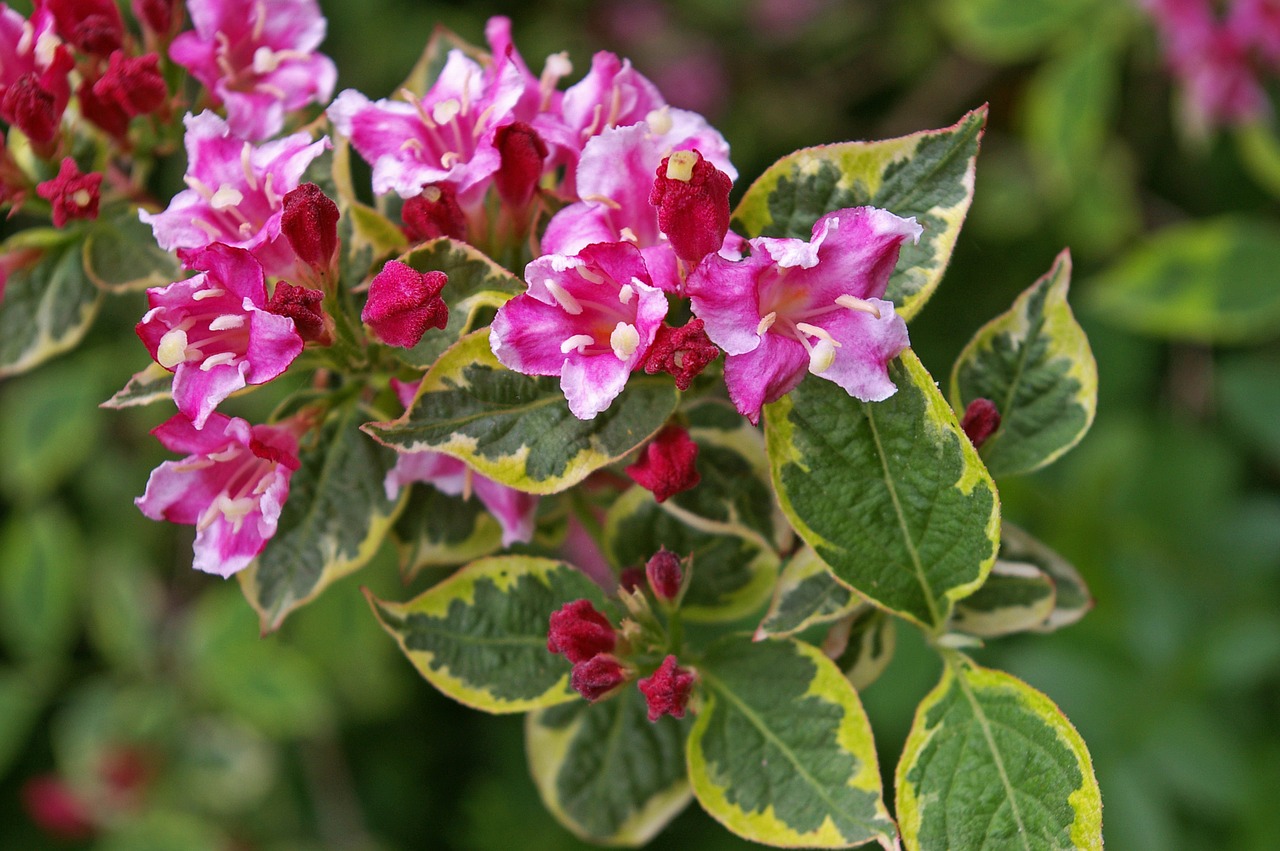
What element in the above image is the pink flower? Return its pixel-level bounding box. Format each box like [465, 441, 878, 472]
[136, 243, 304, 429]
[541, 119, 737, 293]
[36, 157, 101, 227]
[327, 42, 526, 201]
[169, 0, 337, 141]
[361, 260, 449, 348]
[139, 111, 330, 279]
[383, 378, 538, 547]
[687, 206, 919, 424]
[1231, 0, 1280, 68]
[38, 0, 123, 56]
[490, 242, 668, 420]
[0, 5, 74, 146]
[135, 411, 300, 577]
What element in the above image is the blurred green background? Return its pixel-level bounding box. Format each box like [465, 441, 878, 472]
[3, 0, 1280, 848]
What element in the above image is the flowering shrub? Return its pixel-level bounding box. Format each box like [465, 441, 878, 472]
[0, 2, 1107, 848]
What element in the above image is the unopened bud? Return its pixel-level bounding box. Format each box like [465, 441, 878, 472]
[46, 0, 124, 55]
[266, 282, 331, 345]
[281, 183, 340, 277]
[571, 654, 630, 701]
[644, 548, 683, 602]
[547, 599, 616, 664]
[961, 398, 1001, 449]
[625, 425, 700, 503]
[361, 261, 448, 348]
[402, 183, 467, 243]
[2, 74, 60, 144]
[649, 149, 732, 264]
[618, 567, 646, 593]
[93, 51, 167, 118]
[493, 121, 548, 209]
[637, 655, 696, 721]
[641, 318, 720, 391]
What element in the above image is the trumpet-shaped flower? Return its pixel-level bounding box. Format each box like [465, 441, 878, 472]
[687, 206, 919, 423]
[490, 242, 668, 420]
[139, 111, 329, 278]
[169, 0, 337, 140]
[136, 243, 303, 429]
[136, 411, 300, 577]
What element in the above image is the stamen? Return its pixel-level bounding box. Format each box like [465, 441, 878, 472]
[619, 227, 639, 243]
[576, 266, 604, 284]
[432, 98, 461, 126]
[808, 339, 836, 375]
[72, 190, 92, 207]
[193, 218, 223, 240]
[208, 314, 246, 331]
[561, 334, 594, 354]
[544, 279, 583, 314]
[210, 186, 244, 210]
[252, 0, 267, 40]
[756, 311, 777, 336]
[611, 322, 640, 360]
[618, 284, 634, 305]
[440, 151, 461, 168]
[835, 295, 882, 319]
[540, 53, 572, 109]
[157, 328, 191, 368]
[184, 174, 216, 201]
[193, 287, 226, 301]
[207, 447, 241, 463]
[580, 194, 622, 210]
[646, 106, 673, 137]
[241, 143, 259, 190]
[795, 322, 841, 348]
[200, 352, 238, 371]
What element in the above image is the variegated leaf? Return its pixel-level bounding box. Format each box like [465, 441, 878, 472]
[101, 362, 172, 410]
[390, 484, 503, 579]
[688, 635, 895, 848]
[952, 250, 1097, 477]
[766, 350, 1000, 631]
[1000, 523, 1092, 633]
[896, 657, 1102, 851]
[82, 207, 179, 293]
[527, 689, 691, 845]
[949, 561, 1056, 638]
[732, 107, 986, 321]
[365, 329, 678, 495]
[0, 232, 102, 378]
[826, 606, 896, 692]
[755, 547, 860, 640]
[367, 556, 607, 713]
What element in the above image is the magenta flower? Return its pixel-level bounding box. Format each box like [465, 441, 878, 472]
[541, 119, 737, 292]
[0, 4, 74, 146]
[327, 45, 525, 201]
[36, 157, 101, 228]
[136, 243, 304, 429]
[361, 260, 449, 348]
[136, 411, 301, 577]
[490, 242, 668, 420]
[169, 0, 337, 141]
[637, 655, 696, 721]
[139, 111, 330, 279]
[687, 206, 920, 424]
[384, 379, 538, 547]
[38, 0, 123, 57]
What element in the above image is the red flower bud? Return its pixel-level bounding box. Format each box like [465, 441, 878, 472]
[625, 425, 700, 503]
[21, 776, 95, 841]
[649, 149, 732, 264]
[637, 655, 696, 721]
[618, 566, 646, 593]
[78, 77, 130, 138]
[402, 183, 467, 243]
[93, 51, 167, 118]
[961, 398, 1001, 449]
[36, 158, 102, 228]
[2, 74, 60, 144]
[361, 261, 448, 348]
[641, 318, 720, 391]
[644, 547, 684, 601]
[281, 183, 340, 276]
[47, 0, 124, 55]
[493, 121, 548, 209]
[571, 654, 630, 701]
[266, 282, 331, 344]
[133, 0, 177, 36]
[547, 599, 616, 664]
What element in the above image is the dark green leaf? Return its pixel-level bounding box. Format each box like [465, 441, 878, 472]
[0, 232, 102, 377]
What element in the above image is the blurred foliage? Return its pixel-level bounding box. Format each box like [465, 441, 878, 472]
[3, 0, 1280, 848]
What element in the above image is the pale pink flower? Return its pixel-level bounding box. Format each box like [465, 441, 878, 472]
[139, 111, 329, 278]
[490, 242, 668, 420]
[687, 206, 919, 424]
[169, 0, 337, 140]
[136, 411, 300, 577]
[135, 243, 303, 429]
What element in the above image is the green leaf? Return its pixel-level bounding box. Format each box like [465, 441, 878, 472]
[952, 250, 1097, 477]
[0, 668, 46, 776]
[394, 238, 525, 369]
[949, 561, 1056, 638]
[366, 329, 679, 494]
[0, 232, 102, 378]
[755, 546, 860, 640]
[939, 0, 1105, 62]
[101, 362, 172, 409]
[670, 419, 785, 550]
[688, 635, 894, 848]
[527, 689, 692, 845]
[82, 207, 179, 293]
[828, 607, 896, 692]
[0, 506, 82, 660]
[766, 350, 1000, 631]
[896, 658, 1102, 851]
[604, 486, 780, 623]
[391, 484, 504, 578]
[733, 108, 986, 321]
[239, 402, 405, 631]
[1087, 217, 1280, 344]
[367, 555, 607, 713]
[998, 524, 1092, 633]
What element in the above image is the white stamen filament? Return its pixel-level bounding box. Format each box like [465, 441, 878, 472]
[210, 186, 245, 210]
[440, 151, 462, 169]
[574, 266, 603, 285]
[200, 352, 238, 371]
[581, 194, 622, 210]
[561, 334, 594, 354]
[207, 447, 241, 463]
[432, 98, 461, 126]
[610, 322, 640, 361]
[618, 284, 634, 305]
[619, 227, 638, 243]
[540, 53, 572, 109]
[544, 279, 583, 314]
[795, 322, 841, 348]
[252, 0, 267, 40]
[808, 339, 836, 375]
[184, 174, 216, 200]
[240, 143, 259, 190]
[208, 314, 246, 332]
[193, 288, 226, 301]
[757, 311, 777, 336]
[646, 106, 673, 137]
[157, 328, 191, 368]
[835, 295, 882, 319]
